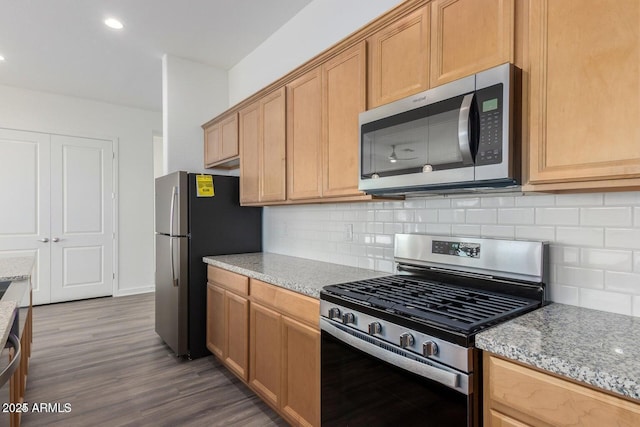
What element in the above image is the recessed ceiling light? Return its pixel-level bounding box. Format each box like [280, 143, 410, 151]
[0, 55, 5, 61]
[104, 18, 124, 30]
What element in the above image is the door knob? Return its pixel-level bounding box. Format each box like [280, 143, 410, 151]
[38, 238, 49, 243]
[52, 237, 60, 242]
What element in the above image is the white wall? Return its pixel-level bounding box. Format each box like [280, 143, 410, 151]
[162, 55, 232, 174]
[0, 84, 161, 296]
[228, 0, 404, 105]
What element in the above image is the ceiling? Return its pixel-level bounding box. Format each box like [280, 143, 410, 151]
[0, 0, 312, 112]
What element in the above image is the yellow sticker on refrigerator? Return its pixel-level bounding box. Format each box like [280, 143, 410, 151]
[196, 174, 215, 197]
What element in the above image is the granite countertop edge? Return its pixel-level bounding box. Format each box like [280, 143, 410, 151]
[203, 253, 389, 300]
[204, 257, 323, 298]
[476, 303, 640, 401]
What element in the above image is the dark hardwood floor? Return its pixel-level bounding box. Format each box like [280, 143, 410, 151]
[21, 293, 288, 427]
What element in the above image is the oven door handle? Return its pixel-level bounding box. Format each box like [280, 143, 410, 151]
[321, 318, 468, 394]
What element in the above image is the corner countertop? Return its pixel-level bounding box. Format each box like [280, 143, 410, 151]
[203, 252, 388, 298]
[0, 256, 33, 356]
[0, 257, 34, 282]
[476, 303, 640, 401]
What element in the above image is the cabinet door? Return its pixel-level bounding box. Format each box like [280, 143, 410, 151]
[287, 68, 323, 200]
[206, 283, 225, 359]
[528, 0, 640, 186]
[225, 291, 249, 381]
[220, 113, 239, 161]
[323, 42, 367, 197]
[487, 409, 532, 427]
[281, 316, 320, 427]
[204, 123, 221, 166]
[430, 0, 514, 87]
[239, 102, 261, 204]
[260, 88, 287, 202]
[249, 302, 282, 409]
[368, 5, 430, 108]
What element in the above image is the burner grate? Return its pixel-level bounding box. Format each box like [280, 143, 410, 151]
[323, 276, 539, 334]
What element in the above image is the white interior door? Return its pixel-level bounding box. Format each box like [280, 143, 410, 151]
[50, 134, 113, 303]
[0, 129, 51, 304]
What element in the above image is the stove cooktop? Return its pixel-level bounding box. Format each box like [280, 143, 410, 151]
[322, 275, 541, 337]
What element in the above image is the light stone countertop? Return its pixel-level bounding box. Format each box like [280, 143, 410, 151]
[476, 303, 640, 401]
[203, 252, 388, 298]
[0, 257, 34, 354]
[0, 256, 34, 282]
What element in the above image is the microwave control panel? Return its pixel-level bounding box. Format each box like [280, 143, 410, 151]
[476, 84, 503, 166]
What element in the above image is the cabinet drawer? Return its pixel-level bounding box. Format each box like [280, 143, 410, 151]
[486, 355, 640, 427]
[207, 265, 249, 296]
[250, 279, 319, 328]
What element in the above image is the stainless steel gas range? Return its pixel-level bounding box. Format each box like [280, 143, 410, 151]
[320, 234, 548, 427]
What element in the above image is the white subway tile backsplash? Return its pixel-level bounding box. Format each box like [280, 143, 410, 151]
[549, 284, 579, 306]
[515, 194, 556, 207]
[375, 209, 394, 222]
[515, 226, 555, 241]
[556, 193, 603, 206]
[581, 207, 632, 227]
[438, 209, 466, 223]
[451, 224, 481, 236]
[605, 271, 640, 294]
[414, 209, 439, 223]
[466, 209, 497, 224]
[556, 265, 604, 289]
[480, 195, 515, 208]
[498, 208, 534, 224]
[451, 197, 481, 208]
[481, 225, 515, 239]
[605, 228, 640, 249]
[581, 248, 633, 272]
[536, 208, 580, 225]
[605, 192, 640, 206]
[556, 227, 604, 247]
[263, 190, 640, 317]
[580, 289, 632, 316]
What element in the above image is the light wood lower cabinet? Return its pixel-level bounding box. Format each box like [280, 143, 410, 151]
[249, 278, 320, 427]
[484, 354, 640, 426]
[206, 266, 250, 382]
[206, 267, 320, 427]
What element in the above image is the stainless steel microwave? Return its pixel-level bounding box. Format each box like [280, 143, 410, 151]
[359, 63, 520, 195]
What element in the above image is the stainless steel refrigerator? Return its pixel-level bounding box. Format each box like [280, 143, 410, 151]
[155, 171, 261, 358]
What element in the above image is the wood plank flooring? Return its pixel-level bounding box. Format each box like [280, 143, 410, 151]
[21, 293, 288, 427]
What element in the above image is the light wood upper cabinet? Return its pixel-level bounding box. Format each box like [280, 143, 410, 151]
[526, 0, 640, 190]
[287, 68, 323, 200]
[368, 4, 430, 108]
[239, 102, 261, 204]
[203, 113, 239, 168]
[239, 88, 287, 205]
[260, 88, 287, 203]
[286, 42, 366, 202]
[430, 0, 515, 87]
[323, 42, 367, 198]
[484, 354, 640, 427]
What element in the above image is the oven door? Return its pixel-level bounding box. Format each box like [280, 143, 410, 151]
[321, 319, 479, 427]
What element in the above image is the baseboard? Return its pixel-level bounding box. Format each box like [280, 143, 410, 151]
[114, 285, 154, 297]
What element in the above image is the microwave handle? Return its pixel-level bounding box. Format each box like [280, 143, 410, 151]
[458, 93, 475, 166]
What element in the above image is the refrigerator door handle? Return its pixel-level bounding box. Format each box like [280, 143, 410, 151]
[170, 237, 178, 287]
[169, 186, 178, 236]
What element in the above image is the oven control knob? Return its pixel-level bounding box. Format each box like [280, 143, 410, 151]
[423, 341, 439, 357]
[328, 308, 341, 320]
[399, 333, 415, 348]
[368, 322, 382, 335]
[342, 312, 356, 325]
